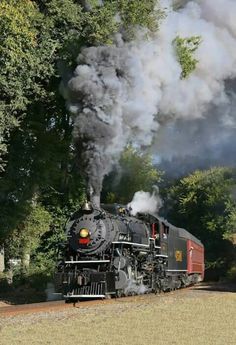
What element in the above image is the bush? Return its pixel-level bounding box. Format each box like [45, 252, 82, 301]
[12, 264, 54, 291]
[0, 272, 11, 292]
[226, 264, 236, 283]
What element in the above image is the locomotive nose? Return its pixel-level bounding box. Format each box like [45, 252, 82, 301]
[69, 211, 108, 254]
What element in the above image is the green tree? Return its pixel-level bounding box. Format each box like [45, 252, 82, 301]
[0, 0, 84, 170]
[83, 0, 164, 45]
[0, 0, 86, 242]
[173, 35, 201, 79]
[103, 146, 162, 204]
[0, 0, 39, 170]
[4, 203, 52, 271]
[167, 167, 236, 277]
[117, 0, 163, 37]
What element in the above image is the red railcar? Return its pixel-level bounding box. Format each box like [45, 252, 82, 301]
[187, 240, 205, 280]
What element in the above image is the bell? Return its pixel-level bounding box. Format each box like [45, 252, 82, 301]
[81, 201, 93, 212]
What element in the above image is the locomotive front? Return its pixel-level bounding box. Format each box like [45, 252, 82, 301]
[57, 202, 121, 300]
[56, 202, 152, 300]
[67, 202, 117, 256]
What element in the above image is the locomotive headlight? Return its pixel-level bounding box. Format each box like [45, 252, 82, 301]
[79, 228, 90, 238]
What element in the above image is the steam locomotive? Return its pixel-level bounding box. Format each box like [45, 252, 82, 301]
[56, 202, 204, 301]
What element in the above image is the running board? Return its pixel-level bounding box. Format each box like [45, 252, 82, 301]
[64, 260, 110, 264]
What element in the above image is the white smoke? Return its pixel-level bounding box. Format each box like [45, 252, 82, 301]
[128, 187, 163, 216]
[66, 0, 236, 199]
[124, 279, 148, 295]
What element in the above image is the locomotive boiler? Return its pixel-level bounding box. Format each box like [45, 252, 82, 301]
[56, 202, 204, 301]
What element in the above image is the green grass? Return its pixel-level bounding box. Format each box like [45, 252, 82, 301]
[1, 292, 236, 345]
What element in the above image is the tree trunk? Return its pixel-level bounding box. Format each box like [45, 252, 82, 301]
[0, 246, 5, 272]
[21, 252, 30, 272]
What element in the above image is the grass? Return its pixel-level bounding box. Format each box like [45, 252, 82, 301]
[1, 291, 236, 345]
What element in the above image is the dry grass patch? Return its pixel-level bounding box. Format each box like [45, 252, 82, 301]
[1, 291, 236, 345]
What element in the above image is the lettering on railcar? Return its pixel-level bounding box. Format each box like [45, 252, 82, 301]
[175, 250, 183, 262]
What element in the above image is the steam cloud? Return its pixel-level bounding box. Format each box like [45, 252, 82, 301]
[65, 0, 236, 203]
[127, 187, 163, 216]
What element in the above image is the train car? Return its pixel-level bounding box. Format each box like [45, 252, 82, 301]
[56, 202, 204, 301]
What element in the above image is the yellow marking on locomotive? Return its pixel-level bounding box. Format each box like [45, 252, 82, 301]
[175, 250, 183, 262]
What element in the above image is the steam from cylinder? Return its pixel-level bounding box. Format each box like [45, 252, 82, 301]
[128, 187, 163, 216]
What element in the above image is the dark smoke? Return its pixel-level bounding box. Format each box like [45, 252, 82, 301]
[65, 0, 236, 203]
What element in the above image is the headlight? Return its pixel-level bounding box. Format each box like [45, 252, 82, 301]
[79, 228, 90, 238]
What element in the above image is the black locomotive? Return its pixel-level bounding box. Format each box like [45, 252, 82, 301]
[56, 202, 204, 301]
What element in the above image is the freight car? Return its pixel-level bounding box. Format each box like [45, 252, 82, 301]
[56, 202, 204, 301]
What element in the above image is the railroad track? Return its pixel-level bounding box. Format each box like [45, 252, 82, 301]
[0, 286, 199, 318]
[0, 298, 115, 317]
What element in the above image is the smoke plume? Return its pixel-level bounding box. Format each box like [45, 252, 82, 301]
[65, 0, 236, 203]
[127, 187, 163, 216]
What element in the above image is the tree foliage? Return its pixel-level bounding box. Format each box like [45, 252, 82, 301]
[4, 202, 52, 270]
[82, 2, 119, 45]
[167, 167, 236, 276]
[173, 35, 201, 79]
[0, 0, 84, 170]
[103, 146, 162, 204]
[0, 0, 86, 267]
[83, 0, 164, 45]
[117, 0, 163, 38]
[0, 0, 39, 166]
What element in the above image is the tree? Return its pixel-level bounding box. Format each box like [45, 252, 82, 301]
[0, 0, 40, 171]
[103, 146, 162, 204]
[82, 0, 164, 45]
[4, 203, 52, 272]
[0, 0, 86, 242]
[166, 167, 236, 277]
[117, 0, 163, 36]
[173, 35, 201, 79]
[0, 0, 85, 169]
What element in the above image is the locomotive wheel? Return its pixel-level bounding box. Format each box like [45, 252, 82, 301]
[176, 280, 181, 289]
